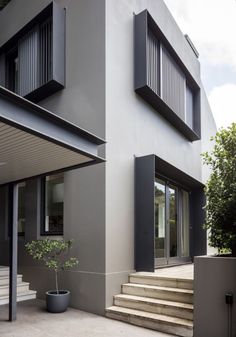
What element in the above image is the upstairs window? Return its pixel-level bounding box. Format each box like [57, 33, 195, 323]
[135, 10, 201, 141]
[0, 2, 65, 102]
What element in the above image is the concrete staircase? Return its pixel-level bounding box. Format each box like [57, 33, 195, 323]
[0, 266, 36, 305]
[106, 271, 194, 337]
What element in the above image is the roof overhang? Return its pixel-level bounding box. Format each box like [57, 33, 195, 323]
[0, 86, 105, 185]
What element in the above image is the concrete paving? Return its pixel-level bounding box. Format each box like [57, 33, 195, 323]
[0, 299, 175, 337]
[155, 264, 194, 280]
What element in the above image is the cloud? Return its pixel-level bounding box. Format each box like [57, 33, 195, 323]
[164, 0, 236, 71]
[208, 84, 236, 129]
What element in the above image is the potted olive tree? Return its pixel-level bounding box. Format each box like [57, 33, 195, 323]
[25, 239, 78, 313]
[194, 123, 236, 337]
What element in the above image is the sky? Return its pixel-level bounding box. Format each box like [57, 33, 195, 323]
[164, 0, 236, 129]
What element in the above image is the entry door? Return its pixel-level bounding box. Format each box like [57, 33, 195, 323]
[154, 177, 190, 267]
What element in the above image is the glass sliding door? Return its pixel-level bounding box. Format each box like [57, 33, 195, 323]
[155, 177, 190, 267]
[181, 190, 190, 257]
[155, 178, 166, 262]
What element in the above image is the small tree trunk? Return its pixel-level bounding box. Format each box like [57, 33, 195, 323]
[55, 271, 59, 294]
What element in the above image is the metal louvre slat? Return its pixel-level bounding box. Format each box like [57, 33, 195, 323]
[161, 45, 185, 121]
[18, 28, 39, 97]
[39, 18, 52, 86]
[147, 29, 160, 95]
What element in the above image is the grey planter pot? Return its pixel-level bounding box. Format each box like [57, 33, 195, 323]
[46, 290, 70, 313]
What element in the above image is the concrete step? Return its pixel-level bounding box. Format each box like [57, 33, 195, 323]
[0, 275, 22, 286]
[129, 273, 193, 290]
[0, 290, 37, 305]
[0, 267, 9, 277]
[0, 282, 30, 296]
[106, 306, 193, 337]
[114, 294, 193, 320]
[122, 283, 193, 304]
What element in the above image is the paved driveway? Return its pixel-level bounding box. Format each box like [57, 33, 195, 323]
[0, 300, 175, 337]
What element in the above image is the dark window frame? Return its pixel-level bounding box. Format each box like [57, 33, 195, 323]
[40, 176, 64, 236]
[0, 1, 65, 103]
[134, 10, 201, 142]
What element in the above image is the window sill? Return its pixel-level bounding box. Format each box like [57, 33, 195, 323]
[40, 232, 64, 236]
[24, 79, 64, 103]
[135, 84, 200, 142]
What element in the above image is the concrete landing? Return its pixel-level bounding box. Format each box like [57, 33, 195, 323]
[0, 300, 175, 337]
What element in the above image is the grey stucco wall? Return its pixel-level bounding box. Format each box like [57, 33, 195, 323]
[105, 0, 217, 306]
[0, 0, 106, 315]
[0, 0, 217, 315]
[194, 256, 236, 337]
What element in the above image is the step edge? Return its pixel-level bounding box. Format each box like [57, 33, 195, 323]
[114, 294, 194, 309]
[0, 281, 30, 289]
[0, 290, 37, 300]
[122, 283, 194, 294]
[130, 274, 193, 283]
[106, 307, 193, 328]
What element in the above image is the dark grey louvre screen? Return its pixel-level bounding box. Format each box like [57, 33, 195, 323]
[147, 29, 160, 95]
[161, 45, 185, 121]
[18, 28, 39, 97]
[186, 85, 194, 129]
[39, 18, 52, 86]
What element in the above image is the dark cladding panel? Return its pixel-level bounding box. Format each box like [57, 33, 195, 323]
[190, 187, 206, 257]
[52, 1, 65, 87]
[135, 154, 206, 271]
[135, 155, 155, 272]
[134, 9, 147, 90]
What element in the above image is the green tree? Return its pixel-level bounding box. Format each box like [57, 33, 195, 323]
[25, 239, 78, 293]
[202, 123, 236, 255]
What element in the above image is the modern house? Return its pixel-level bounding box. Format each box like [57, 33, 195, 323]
[0, 0, 216, 336]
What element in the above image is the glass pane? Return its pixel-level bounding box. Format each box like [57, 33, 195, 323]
[155, 178, 166, 258]
[182, 190, 190, 257]
[45, 174, 64, 234]
[169, 186, 177, 257]
[18, 182, 26, 235]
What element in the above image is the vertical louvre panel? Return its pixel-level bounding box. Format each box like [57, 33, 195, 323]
[18, 28, 39, 97]
[186, 85, 194, 129]
[162, 46, 185, 120]
[39, 18, 52, 87]
[147, 29, 160, 95]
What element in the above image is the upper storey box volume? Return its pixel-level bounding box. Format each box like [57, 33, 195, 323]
[134, 10, 201, 142]
[0, 2, 65, 103]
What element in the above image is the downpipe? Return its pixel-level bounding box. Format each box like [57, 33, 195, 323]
[225, 293, 233, 337]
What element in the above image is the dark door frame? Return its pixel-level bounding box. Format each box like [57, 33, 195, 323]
[135, 154, 206, 272]
[154, 177, 191, 268]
